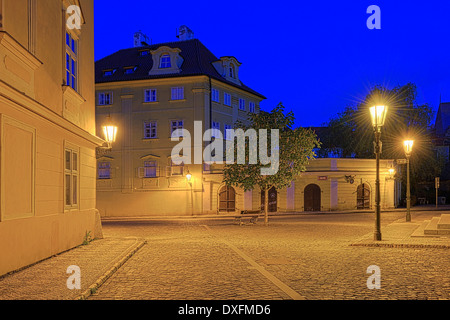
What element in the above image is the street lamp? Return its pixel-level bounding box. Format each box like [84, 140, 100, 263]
[186, 170, 192, 184]
[370, 105, 388, 241]
[102, 115, 118, 148]
[403, 140, 414, 222]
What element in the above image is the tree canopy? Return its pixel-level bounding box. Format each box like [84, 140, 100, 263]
[223, 103, 320, 224]
[320, 83, 440, 194]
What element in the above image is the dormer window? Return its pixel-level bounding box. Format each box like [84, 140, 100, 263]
[212, 56, 242, 85]
[124, 66, 137, 74]
[159, 54, 172, 68]
[139, 50, 150, 56]
[103, 69, 116, 77]
[148, 46, 183, 75]
[229, 64, 235, 78]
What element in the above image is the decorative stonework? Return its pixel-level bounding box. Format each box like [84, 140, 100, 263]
[148, 46, 184, 75]
[212, 56, 242, 85]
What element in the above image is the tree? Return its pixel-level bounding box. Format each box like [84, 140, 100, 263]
[222, 104, 320, 225]
[322, 83, 440, 200]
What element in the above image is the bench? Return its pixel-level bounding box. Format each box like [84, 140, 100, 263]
[234, 210, 263, 225]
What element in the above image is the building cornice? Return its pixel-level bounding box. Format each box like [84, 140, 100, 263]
[0, 79, 104, 146]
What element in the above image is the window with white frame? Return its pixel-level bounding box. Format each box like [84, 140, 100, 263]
[249, 101, 256, 113]
[212, 121, 220, 138]
[239, 98, 246, 111]
[159, 54, 172, 68]
[224, 93, 231, 106]
[170, 120, 184, 137]
[171, 87, 184, 100]
[144, 89, 157, 102]
[144, 121, 157, 139]
[224, 124, 233, 140]
[143, 161, 158, 178]
[65, 32, 78, 91]
[98, 162, 111, 179]
[64, 147, 79, 209]
[229, 64, 235, 78]
[169, 160, 184, 176]
[212, 88, 220, 102]
[98, 92, 113, 105]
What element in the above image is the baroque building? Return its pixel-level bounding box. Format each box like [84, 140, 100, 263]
[95, 28, 399, 217]
[0, 0, 102, 276]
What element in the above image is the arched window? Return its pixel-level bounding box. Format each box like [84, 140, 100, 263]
[229, 63, 235, 78]
[219, 186, 236, 212]
[159, 54, 171, 68]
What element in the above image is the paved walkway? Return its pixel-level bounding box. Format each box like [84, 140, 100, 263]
[0, 209, 448, 300]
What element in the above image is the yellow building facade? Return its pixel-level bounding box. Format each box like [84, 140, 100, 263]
[95, 34, 265, 216]
[95, 31, 400, 217]
[0, 0, 103, 276]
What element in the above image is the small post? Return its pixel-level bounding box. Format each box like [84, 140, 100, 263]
[435, 177, 440, 208]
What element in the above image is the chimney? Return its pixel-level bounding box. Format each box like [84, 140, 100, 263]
[176, 25, 194, 41]
[133, 31, 150, 47]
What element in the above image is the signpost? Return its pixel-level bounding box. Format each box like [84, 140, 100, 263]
[435, 177, 440, 208]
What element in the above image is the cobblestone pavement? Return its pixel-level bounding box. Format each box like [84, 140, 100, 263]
[88, 211, 450, 300]
[0, 237, 143, 300]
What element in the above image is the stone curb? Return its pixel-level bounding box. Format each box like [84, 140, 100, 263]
[75, 239, 147, 300]
[350, 243, 450, 249]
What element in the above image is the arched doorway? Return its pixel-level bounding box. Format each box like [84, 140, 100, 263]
[261, 187, 277, 212]
[357, 183, 371, 209]
[304, 184, 321, 211]
[218, 185, 236, 212]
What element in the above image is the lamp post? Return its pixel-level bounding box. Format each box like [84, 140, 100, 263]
[186, 169, 193, 216]
[370, 105, 388, 241]
[403, 140, 414, 222]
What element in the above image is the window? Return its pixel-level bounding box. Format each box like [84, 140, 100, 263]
[124, 66, 136, 74]
[143, 161, 158, 178]
[171, 120, 184, 137]
[170, 160, 184, 176]
[224, 93, 231, 106]
[229, 64, 235, 78]
[139, 50, 150, 56]
[212, 121, 220, 138]
[98, 162, 111, 179]
[212, 88, 220, 102]
[239, 99, 245, 111]
[144, 121, 157, 139]
[65, 32, 78, 91]
[144, 89, 157, 102]
[64, 147, 79, 209]
[160, 54, 172, 68]
[249, 102, 256, 113]
[171, 87, 184, 100]
[98, 92, 113, 105]
[224, 124, 232, 140]
[103, 69, 116, 77]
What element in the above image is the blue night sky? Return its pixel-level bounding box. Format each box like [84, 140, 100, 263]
[94, 0, 450, 128]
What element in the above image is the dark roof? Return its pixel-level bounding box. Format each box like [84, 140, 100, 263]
[95, 39, 266, 99]
[435, 102, 450, 136]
